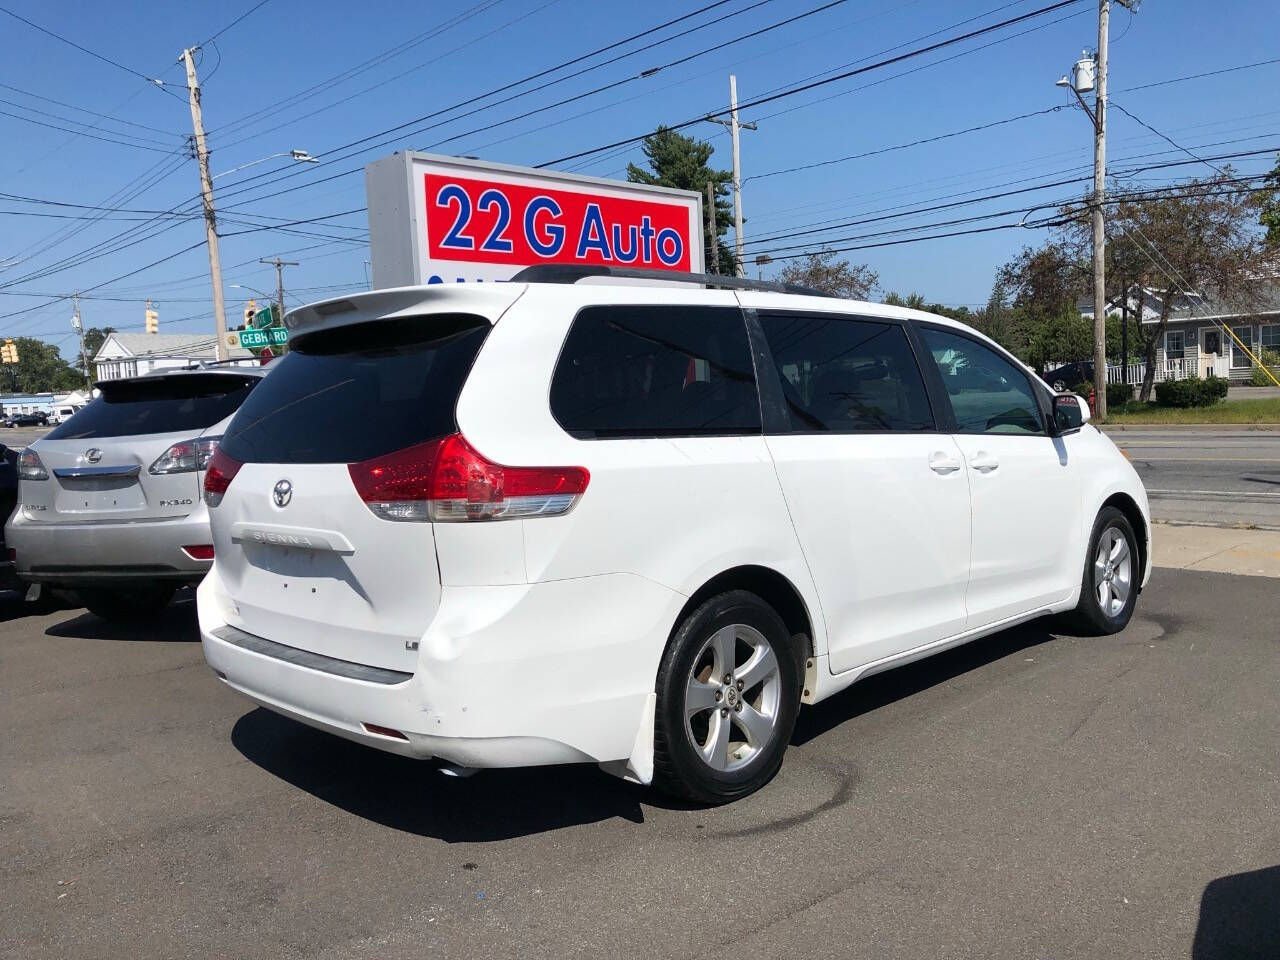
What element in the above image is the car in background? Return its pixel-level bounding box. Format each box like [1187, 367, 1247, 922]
[5, 412, 48, 428]
[47, 405, 85, 426]
[0, 442, 20, 591]
[6, 367, 268, 620]
[1042, 360, 1095, 393]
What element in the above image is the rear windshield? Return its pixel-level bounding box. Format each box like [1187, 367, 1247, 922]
[46, 374, 258, 440]
[218, 315, 490, 464]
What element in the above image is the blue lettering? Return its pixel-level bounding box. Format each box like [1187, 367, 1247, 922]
[576, 203, 613, 260]
[611, 223, 639, 263]
[656, 228, 683, 267]
[524, 196, 565, 257]
[638, 216, 657, 264]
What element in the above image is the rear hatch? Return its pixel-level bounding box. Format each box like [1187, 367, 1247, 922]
[25, 373, 258, 523]
[210, 314, 491, 673]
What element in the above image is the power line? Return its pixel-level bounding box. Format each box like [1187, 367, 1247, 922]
[201, 0, 274, 44]
[1110, 102, 1231, 178]
[536, 0, 1087, 166]
[0, 106, 179, 152]
[0, 82, 179, 136]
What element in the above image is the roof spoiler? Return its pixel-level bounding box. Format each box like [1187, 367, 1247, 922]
[508, 264, 833, 298]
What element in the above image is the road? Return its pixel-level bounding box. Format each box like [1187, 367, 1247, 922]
[1107, 427, 1280, 529]
[3, 570, 1278, 960]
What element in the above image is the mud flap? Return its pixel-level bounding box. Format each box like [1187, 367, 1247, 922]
[598, 691, 656, 785]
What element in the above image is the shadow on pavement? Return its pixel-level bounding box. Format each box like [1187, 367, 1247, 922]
[1193, 866, 1280, 959]
[44, 592, 199, 643]
[231, 707, 647, 842]
[793, 620, 1059, 746]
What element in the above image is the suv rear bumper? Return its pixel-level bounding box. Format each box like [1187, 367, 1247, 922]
[6, 508, 214, 585]
[198, 569, 683, 773]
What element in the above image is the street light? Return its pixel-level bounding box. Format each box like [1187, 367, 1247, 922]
[230, 283, 272, 300]
[212, 149, 318, 180]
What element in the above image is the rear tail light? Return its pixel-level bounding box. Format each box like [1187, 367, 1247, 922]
[347, 433, 589, 523]
[151, 435, 221, 474]
[182, 544, 215, 560]
[203, 447, 243, 507]
[18, 448, 47, 481]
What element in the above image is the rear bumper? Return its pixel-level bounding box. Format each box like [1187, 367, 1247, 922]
[6, 507, 213, 585]
[198, 568, 684, 772]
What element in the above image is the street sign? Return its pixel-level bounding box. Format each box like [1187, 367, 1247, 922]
[365, 153, 704, 287]
[253, 304, 279, 330]
[238, 328, 287, 348]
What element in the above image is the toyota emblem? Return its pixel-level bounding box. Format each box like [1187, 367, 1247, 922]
[82, 448, 103, 464]
[272, 478, 293, 508]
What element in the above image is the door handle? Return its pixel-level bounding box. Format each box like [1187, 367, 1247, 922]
[969, 452, 999, 473]
[928, 451, 961, 475]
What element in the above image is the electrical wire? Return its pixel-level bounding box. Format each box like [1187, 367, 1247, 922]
[201, 0, 273, 45]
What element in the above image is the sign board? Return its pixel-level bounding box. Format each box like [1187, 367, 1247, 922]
[238, 328, 288, 348]
[253, 305, 278, 330]
[365, 152, 704, 287]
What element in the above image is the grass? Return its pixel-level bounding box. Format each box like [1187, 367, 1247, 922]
[1105, 396, 1280, 424]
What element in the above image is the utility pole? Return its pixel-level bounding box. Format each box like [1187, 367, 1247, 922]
[260, 257, 298, 322]
[1091, 0, 1109, 420]
[705, 182, 719, 274]
[71, 294, 90, 391]
[705, 75, 756, 278]
[181, 47, 229, 361]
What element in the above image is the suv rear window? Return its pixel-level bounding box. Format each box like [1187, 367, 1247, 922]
[219, 315, 489, 464]
[46, 374, 258, 440]
[550, 305, 760, 438]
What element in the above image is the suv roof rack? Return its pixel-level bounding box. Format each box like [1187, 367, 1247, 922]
[508, 264, 833, 298]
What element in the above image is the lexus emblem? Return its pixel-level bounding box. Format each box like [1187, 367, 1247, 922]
[83, 448, 103, 464]
[272, 478, 293, 508]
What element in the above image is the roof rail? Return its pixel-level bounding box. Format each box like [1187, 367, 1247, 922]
[508, 264, 833, 298]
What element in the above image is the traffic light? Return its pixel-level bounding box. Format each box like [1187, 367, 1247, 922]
[1, 339, 17, 364]
[144, 298, 158, 334]
[242, 299, 256, 329]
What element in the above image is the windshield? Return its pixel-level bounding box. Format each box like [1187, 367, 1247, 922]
[46, 374, 258, 440]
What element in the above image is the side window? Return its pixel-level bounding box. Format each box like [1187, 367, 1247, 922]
[919, 326, 1045, 436]
[550, 305, 760, 439]
[758, 312, 934, 433]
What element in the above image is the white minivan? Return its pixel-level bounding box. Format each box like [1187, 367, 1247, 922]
[198, 269, 1150, 803]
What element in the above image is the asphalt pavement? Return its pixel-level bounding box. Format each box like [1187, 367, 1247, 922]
[1106, 426, 1280, 529]
[3, 570, 1278, 960]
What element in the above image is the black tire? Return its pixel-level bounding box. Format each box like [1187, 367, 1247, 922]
[79, 584, 177, 622]
[1069, 506, 1140, 635]
[653, 590, 801, 804]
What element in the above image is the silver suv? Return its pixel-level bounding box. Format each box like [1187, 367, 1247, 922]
[6, 366, 266, 620]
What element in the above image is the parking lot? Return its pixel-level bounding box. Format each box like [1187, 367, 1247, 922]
[3, 568, 1276, 960]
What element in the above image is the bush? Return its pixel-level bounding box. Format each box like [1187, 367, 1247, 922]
[1155, 376, 1229, 408]
[1250, 349, 1280, 387]
[1107, 382, 1133, 408]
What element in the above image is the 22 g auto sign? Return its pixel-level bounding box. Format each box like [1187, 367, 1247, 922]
[424, 173, 694, 272]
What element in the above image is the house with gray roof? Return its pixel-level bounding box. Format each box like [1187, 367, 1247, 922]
[92, 331, 256, 382]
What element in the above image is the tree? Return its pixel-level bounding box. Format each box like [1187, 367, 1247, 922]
[778, 249, 878, 298]
[1257, 152, 1280, 248]
[79, 326, 115, 376]
[882, 291, 926, 310]
[1060, 172, 1263, 400]
[1, 338, 82, 393]
[991, 243, 1090, 373]
[627, 127, 734, 273]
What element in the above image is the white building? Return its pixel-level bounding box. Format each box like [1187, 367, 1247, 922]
[93, 332, 256, 381]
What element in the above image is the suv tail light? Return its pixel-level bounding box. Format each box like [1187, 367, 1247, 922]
[348, 433, 589, 523]
[18, 448, 47, 481]
[203, 447, 243, 507]
[150, 435, 221, 475]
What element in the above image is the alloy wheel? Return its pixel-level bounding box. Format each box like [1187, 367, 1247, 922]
[684, 623, 782, 773]
[1094, 525, 1133, 617]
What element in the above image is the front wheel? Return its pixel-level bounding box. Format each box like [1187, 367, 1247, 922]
[79, 584, 177, 622]
[1069, 507, 1139, 635]
[652, 590, 801, 804]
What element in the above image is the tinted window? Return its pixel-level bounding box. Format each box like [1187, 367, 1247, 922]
[46, 374, 258, 440]
[219, 315, 488, 464]
[920, 326, 1045, 435]
[550, 305, 760, 438]
[759, 313, 934, 432]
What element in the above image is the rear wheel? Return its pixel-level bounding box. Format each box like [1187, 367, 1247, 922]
[1069, 507, 1139, 635]
[79, 584, 177, 622]
[653, 590, 801, 804]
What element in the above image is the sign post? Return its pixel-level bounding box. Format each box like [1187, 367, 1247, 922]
[365, 153, 704, 288]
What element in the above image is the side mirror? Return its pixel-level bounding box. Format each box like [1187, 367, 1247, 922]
[1052, 393, 1090, 435]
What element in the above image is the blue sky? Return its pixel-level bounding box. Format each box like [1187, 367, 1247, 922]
[0, 0, 1276, 359]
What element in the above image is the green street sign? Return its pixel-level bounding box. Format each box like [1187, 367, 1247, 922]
[253, 304, 279, 329]
[238, 328, 288, 348]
